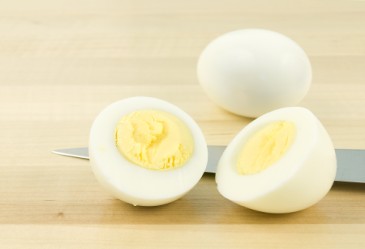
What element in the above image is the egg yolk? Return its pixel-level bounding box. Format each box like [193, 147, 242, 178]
[237, 121, 296, 175]
[115, 110, 194, 170]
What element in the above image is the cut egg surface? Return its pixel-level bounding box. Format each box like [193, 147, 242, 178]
[89, 97, 208, 206]
[215, 107, 337, 213]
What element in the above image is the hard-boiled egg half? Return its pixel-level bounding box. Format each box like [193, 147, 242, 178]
[89, 96, 208, 206]
[197, 29, 312, 118]
[216, 107, 337, 213]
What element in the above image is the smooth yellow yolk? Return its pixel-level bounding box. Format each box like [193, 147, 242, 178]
[237, 121, 296, 175]
[115, 110, 194, 170]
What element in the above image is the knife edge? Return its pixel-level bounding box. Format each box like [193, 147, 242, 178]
[52, 146, 365, 183]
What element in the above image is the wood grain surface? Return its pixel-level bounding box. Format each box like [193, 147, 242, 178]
[0, 0, 365, 248]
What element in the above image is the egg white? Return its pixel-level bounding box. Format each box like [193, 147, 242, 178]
[215, 107, 337, 213]
[89, 96, 208, 206]
[197, 29, 312, 118]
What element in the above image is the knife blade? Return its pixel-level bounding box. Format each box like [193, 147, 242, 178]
[52, 146, 365, 183]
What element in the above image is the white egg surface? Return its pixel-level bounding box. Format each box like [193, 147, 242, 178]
[89, 96, 208, 206]
[197, 29, 312, 118]
[216, 107, 337, 213]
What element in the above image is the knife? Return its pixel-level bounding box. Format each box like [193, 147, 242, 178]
[53, 146, 365, 183]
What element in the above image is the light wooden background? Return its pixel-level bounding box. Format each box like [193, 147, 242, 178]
[1, 0, 365, 248]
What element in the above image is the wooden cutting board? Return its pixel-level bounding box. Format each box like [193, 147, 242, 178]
[0, 0, 365, 248]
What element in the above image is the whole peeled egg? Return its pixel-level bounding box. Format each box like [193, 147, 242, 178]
[215, 107, 337, 213]
[197, 29, 312, 118]
[89, 96, 208, 206]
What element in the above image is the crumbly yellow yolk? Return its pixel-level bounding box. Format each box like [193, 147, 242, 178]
[237, 121, 296, 175]
[115, 110, 194, 170]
